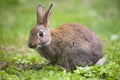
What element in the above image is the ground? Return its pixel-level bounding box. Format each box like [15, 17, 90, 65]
[0, 0, 120, 80]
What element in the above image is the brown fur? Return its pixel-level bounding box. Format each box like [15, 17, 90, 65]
[28, 4, 104, 70]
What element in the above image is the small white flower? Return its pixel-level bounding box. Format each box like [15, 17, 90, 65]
[111, 34, 119, 41]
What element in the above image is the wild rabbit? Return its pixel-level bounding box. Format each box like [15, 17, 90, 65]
[28, 4, 105, 70]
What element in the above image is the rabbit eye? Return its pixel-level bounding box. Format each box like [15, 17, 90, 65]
[39, 30, 44, 37]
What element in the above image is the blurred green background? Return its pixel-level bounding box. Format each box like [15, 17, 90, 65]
[0, 0, 120, 80]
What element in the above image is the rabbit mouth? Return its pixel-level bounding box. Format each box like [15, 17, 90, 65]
[29, 42, 47, 49]
[36, 44, 41, 49]
[36, 42, 46, 48]
[36, 41, 50, 49]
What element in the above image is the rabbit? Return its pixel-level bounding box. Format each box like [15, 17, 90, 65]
[28, 4, 105, 70]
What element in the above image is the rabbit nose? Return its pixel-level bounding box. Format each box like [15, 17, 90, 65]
[28, 43, 37, 48]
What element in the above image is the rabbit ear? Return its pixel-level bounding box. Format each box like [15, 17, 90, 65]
[37, 4, 44, 24]
[43, 4, 53, 26]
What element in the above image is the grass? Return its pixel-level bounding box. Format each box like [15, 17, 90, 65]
[0, 0, 120, 80]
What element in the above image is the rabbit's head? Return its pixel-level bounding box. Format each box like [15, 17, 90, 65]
[28, 4, 53, 49]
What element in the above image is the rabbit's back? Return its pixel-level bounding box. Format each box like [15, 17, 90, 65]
[51, 22, 103, 53]
[50, 22, 103, 70]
